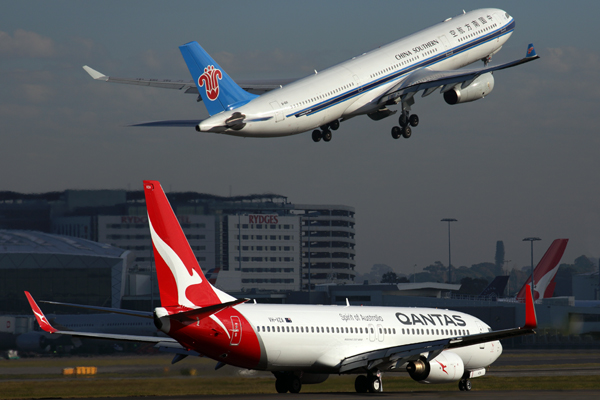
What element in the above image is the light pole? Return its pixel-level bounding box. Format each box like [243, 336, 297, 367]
[523, 237, 541, 300]
[441, 218, 457, 283]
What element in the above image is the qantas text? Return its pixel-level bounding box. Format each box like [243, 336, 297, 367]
[395, 312, 466, 326]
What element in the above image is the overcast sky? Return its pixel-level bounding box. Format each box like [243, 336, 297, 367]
[2, 1, 599, 276]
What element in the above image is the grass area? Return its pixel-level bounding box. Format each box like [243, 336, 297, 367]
[2, 375, 600, 399]
[0, 354, 176, 369]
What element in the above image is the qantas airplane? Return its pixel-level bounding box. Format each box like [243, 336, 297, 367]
[25, 180, 538, 394]
[515, 239, 568, 302]
[83, 8, 538, 142]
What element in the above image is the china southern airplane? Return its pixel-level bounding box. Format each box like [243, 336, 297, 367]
[25, 180, 538, 394]
[83, 8, 538, 142]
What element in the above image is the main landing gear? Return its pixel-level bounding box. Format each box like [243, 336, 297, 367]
[391, 110, 419, 140]
[458, 378, 472, 391]
[354, 371, 383, 393]
[274, 372, 302, 393]
[312, 120, 340, 142]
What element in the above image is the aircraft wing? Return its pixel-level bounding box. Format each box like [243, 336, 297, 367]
[379, 44, 539, 105]
[26, 291, 174, 344]
[339, 283, 537, 373]
[83, 65, 294, 97]
[40, 299, 153, 318]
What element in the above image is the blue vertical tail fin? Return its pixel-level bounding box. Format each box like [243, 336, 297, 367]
[179, 41, 257, 116]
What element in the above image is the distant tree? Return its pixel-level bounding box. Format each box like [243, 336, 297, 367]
[381, 272, 410, 284]
[381, 271, 399, 283]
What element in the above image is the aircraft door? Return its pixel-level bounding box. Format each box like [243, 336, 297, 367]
[353, 75, 362, 93]
[438, 35, 450, 49]
[230, 316, 242, 346]
[368, 324, 375, 342]
[269, 101, 284, 122]
[377, 324, 384, 342]
[474, 320, 485, 349]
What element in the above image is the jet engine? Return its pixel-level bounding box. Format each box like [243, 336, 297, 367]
[443, 72, 495, 105]
[407, 351, 465, 384]
[16, 332, 50, 352]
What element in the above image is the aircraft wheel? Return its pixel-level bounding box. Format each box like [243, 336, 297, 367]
[409, 114, 419, 127]
[368, 375, 382, 393]
[312, 130, 322, 142]
[458, 379, 472, 391]
[402, 126, 412, 138]
[330, 120, 340, 130]
[322, 130, 332, 142]
[275, 378, 288, 393]
[354, 375, 368, 393]
[391, 126, 401, 139]
[399, 113, 408, 128]
[289, 376, 302, 393]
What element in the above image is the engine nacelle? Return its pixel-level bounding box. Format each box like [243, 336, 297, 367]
[16, 332, 50, 352]
[443, 72, 495, 105]
[407, 351, 465, 384]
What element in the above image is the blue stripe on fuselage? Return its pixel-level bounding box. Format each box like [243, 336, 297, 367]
[287, 19, 515, 119]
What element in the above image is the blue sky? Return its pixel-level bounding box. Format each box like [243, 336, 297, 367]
[2, 1, 599, 276]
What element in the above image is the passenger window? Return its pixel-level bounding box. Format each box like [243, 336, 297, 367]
[277, 326, 280, 332]
[311, 327, 314, 333]
[393, 328, 396, 334]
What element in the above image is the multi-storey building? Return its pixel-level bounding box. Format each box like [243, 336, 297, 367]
[1, 189, 356, 294]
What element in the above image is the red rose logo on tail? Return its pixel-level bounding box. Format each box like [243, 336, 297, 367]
[198, 65, 223, 101]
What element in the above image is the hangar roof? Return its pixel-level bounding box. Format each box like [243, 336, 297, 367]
[0, 230, 125, 258]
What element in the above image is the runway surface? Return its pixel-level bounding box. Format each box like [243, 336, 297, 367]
[65, 390, 600, 400]
[2, 349, 599, 399]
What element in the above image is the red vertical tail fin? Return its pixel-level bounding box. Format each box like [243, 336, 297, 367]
[143, 181, 233, 309]
[516, 239, 568, 302]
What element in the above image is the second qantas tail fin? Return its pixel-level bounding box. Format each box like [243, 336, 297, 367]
[143, 180, 235, 309]
[179, 41, 257, 116]
[516, 239, 568, 302]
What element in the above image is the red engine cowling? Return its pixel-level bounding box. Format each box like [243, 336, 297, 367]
[443, 72, 495, 105]
[407, 351, 465, 384]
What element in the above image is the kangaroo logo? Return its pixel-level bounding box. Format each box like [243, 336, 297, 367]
[437, 361, 448, 374]
[148, 216, 203, 308]
[198, 65, 222, 101]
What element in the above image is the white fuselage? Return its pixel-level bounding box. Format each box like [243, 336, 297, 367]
[200, 8, 514, 137]
[235, 303, 502, 373]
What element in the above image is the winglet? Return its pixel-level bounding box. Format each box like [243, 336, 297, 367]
[526, 44, 537, 58]
[83, 65, 108, 81]
[24, 291, 58, 333]
[523, 284, 537, 329]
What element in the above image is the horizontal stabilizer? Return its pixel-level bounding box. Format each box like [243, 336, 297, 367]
[129, 120, 202, 127]
[167, 298, 249, 322]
